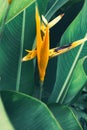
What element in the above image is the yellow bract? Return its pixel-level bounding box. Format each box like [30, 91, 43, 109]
[22, 6, 50, 81]
[22, 6, 64, 81]
[36, 7, 49, 81]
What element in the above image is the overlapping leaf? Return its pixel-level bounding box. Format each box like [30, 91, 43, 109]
[0, 0, 35, 24]
[49, 104, 83, 130]
[0, 0, 49, 94]
[0, 91, 62, 130]
[49, 0, 87, 103]
[0, 96, 14, 130]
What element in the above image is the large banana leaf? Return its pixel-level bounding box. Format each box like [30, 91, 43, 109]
[49, 0, 87, 103]
[54, 56, 87, 104]
[0, 91, 62, 130]
[63, 57, 87, 104]
[49, 104, 83, 130]
[0, 6, 35, 93]
[0, 90, 84, 130]
[0, 0, 49, 94]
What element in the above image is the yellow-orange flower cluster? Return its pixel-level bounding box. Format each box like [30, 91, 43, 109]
[22, 6, 87, 82]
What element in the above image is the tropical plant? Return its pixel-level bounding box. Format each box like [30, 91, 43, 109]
[0, 0, 87, 130]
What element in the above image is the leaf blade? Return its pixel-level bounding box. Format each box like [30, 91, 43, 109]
[49, 0, 87, 103]
[49, 104, 83, 130]
[0, 96, 15, 130]
[0, 90, 62, 130]
[0, 0, 35, 24]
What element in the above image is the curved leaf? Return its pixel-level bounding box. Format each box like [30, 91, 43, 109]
[49, 0, 87, 103]
[0, 97, 14, 130]
[0, 0, 35, 24]
[0, 9, 35, 94]
[45, 0, 69, 21]
[49, 104, 83, 130]
[0, 91, 62, 130]
[62, 57, 87, 104]
[0, 0, 8, 25]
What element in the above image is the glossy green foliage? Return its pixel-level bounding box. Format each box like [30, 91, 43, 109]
[49, 56, 87, 104]
[0, 91, 62, 130]
[49, 0, 87, 103]
[49, 104, 83, 130]
[0, 0, 49, 94]
[0, 0, 35, 24]
[0, 0, 87, 129]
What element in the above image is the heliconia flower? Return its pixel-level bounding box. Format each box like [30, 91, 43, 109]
[22, 5, 87, 82]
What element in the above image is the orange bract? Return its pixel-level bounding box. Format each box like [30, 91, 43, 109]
[36, 7, 49, 81]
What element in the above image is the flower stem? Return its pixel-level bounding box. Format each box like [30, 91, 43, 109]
[39, 81, 44, 100]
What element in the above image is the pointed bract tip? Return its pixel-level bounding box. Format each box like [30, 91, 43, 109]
[35, 3, 39, 14]
[25, 49, 31, 53]
[42, 15, 48, 25]
[22, 57, 27, 62]
[84, 33, 87, 40]
[21, 58, 24, 62]
[49, 13, 64, 29]
[61, 13, 64, 18]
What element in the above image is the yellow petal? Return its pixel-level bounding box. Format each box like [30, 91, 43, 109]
[48, 14, 64, 29]
[36, 7, 49, 81]
[36, 6, 42, 60]
[22, 50, 37, 61]
[49, 34, 87, 58]
[38, 25, 49, 81]
[36, 6, 49, 81]
[42, 15, 48, 25]
[69, 34, 87, 49]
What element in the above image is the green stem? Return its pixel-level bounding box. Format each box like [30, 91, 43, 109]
[16, 10, 26, 91]
[39, 81, 44, 100]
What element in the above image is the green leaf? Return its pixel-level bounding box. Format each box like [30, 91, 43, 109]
[0, 96, 14, 130]
[48, 0, 84, 46]
[62, 57, 87, 104]
[45, 0, 70, 21]
[0, 0, 8, 25]
[0, 9, 34, 94]
[0, 0, 35, 24]
[40, 0, 84, 102]
[49, 104, 83, 130]
[49, 0, 87, 103]
[0, 0, 49, 94]
[0, 91, 62, 130]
